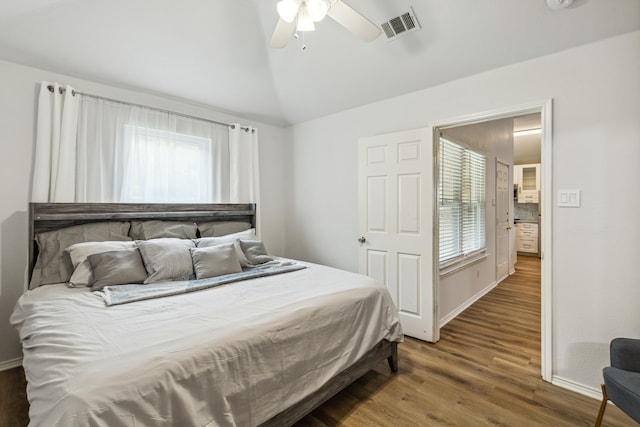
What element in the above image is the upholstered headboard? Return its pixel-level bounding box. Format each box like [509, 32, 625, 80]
[28, 202, 256, 280]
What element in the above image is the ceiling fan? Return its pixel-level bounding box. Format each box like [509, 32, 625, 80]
[269, 0, 382, 48]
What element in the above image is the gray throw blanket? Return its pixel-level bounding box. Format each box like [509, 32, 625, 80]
[97, 261, 306, 306]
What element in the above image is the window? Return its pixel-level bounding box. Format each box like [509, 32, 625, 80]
[121, 125, 213, 203]
[74, 97, 231, 203]
[439, 137, 486, 269]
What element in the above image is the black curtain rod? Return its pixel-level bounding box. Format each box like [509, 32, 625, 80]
[46, 84, 255, 133]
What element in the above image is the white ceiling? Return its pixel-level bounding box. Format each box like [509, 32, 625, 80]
[0, 0, 638, 126]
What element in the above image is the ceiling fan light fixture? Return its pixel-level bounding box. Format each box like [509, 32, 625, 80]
[296, 6, 315, 31]
[277, 0, 300, 23]
[307, 0, 329, 22]
[269, 0, 381, 48]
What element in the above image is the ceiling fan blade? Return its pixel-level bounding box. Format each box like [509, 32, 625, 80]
[327, 0, 381, 42]
[269, 18, 297, 48]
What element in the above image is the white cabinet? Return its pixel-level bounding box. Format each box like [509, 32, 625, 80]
[518, 191, 539, 203]
[514, 163, 540, 203]
[516, 222, 538, 254]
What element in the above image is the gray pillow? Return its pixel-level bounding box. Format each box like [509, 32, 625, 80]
[190, 243, 243, 280]
[136, 238, 195, 284]
[129, 221, 197, 240]
[30, 221, 131, 289]
[197, 221, 252, 238]
[88, 248, 148, 291]
[195, 229, 255, 267]
[239, 240, 274, 265]
[66, 241, 137, 287]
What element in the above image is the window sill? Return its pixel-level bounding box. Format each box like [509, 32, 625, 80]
[439, 251, 488, 278]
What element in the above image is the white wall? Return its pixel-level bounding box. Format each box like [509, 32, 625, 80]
[439, 119, 514, 325]
[0, 59, 289, 364]
[286, 31, 640, 391]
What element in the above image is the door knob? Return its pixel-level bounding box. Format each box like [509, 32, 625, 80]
[357, 236, 366, 244]
[506, 226, 512, 230]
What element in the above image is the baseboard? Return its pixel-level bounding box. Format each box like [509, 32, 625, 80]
[551, 375, 602, 400]
[0, 357, 22, 372]
[439, 280, 498, 327]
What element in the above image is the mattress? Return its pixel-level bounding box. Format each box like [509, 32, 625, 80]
[11, 260, 403, 427]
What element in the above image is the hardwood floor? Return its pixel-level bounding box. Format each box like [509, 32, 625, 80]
[0, 257, 631, 426]
[0, 365, 29, 427]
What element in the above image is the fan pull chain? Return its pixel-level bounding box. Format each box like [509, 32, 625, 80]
[293, 31, 307, 51]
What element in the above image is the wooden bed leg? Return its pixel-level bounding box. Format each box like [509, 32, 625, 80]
[387, 342, 398, 373]
[595, 384, 608, 427]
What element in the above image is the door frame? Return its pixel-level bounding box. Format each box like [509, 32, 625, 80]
[431, 99, 553, 382]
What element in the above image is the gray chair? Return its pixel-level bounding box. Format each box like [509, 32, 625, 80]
[595, 338, 640, 426]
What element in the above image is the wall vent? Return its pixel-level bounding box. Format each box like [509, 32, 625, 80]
[380, 7, 421, 41]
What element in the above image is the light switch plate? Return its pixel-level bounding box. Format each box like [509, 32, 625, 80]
[558, 189, 580, 207]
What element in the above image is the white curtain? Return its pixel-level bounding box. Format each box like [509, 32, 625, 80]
[31, 83, 258, 211]
[229, 125, 261, 232]
[75, 96, 229, 203]
[31, 82, 79, 202]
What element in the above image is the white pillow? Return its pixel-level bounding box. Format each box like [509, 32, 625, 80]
[66, 241, 137, 287]
[195, 228, 255, 245]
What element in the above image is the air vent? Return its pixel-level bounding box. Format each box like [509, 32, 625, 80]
[381, 8, 421, 41]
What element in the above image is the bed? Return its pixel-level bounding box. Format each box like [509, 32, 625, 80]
[11, 203, 403, 427]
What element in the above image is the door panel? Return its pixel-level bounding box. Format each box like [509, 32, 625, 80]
[398, 141, 420, 161]
[358, 128, 437, 342]
[496, 161, 510, 282]
[367, 145, 387, 164]
[398, 173, 420, 234]
[367, 250, 388, 288]
[367, 176, 387, 232]
[398, 253, 421, 315]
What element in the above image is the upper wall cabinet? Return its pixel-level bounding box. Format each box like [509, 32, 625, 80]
[515, 163, 540, 203]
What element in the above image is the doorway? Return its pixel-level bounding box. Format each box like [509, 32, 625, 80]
[432, 100, 552, 381]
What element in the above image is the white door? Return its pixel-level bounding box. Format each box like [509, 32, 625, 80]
[496, 161, 510, 282]
[358, 128, 437, 342]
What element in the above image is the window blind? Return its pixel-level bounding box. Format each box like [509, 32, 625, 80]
[439, 137, 486, 266]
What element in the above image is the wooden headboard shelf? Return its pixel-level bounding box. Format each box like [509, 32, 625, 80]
[28, 202, 256, 279]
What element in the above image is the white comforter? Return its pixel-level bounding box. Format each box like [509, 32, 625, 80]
[11, 260, 403, 427]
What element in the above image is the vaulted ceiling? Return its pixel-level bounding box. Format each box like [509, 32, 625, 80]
[0, 0, 638, 126]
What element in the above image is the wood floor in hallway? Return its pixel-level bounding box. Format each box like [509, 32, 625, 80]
[0, 257, 631, 426]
